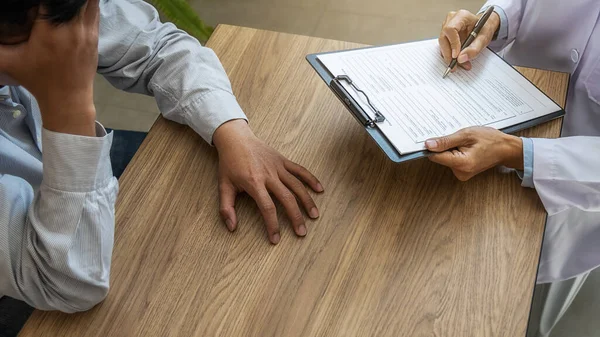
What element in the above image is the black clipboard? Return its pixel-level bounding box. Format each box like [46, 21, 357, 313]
[306, 46, 566, 163]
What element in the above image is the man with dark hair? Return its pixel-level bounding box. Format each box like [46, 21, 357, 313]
[0, 0, 323, 333]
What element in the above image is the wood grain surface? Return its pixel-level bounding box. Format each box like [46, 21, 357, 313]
[20, 25, 568, 337]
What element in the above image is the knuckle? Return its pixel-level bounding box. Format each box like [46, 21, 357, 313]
[293, 163, 307, 172]
[460, 161, 476, 173]
[281, 192, 297, 205]
[266, 224, 279, 234]
[305, 198, 317, 209]
[218, 185, 229, 195]
[457, 9, 470, 16]
[262, 203, 276, 213]
[294, 186, 309, 198]
[218, 180, 231, 191]
[246, 173, 263, 186]
[291, 212, 304, 225]
[464, 127, 479, 139]
[472, 41, 485, 53]
[442, 26, 454, 35]
[219, 208, 230, 218]
[438, 136, 449, 147]
[289, 176, 304, 190]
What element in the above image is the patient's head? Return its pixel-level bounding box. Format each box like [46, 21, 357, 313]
[0, 0, 88, 45]
[0, 0, 89, 85]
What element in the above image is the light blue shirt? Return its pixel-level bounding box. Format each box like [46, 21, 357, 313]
[520, 138, 534, 187]
[0, 0, 247, 312]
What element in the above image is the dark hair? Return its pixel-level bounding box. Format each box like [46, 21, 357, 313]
[42, 0, 90, 23]
[0, 0, 88, 37]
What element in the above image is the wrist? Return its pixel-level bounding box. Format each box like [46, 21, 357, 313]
[500, 134, 524, 170]
[213, 119, 254, 151]
[479, 10, 501, 40]
[40, 97, 97, 137]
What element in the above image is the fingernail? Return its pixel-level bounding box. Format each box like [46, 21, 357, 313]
[425, 140, 438, 149]
[271, 233, 281, 244]
[316, 183, 324, 192]
[298, 225, 307, 236]
[452, 49, 458, 59]
[458, 54, 469, 63]
[309, 207, 319, 219]
[225, 219, 235, 232]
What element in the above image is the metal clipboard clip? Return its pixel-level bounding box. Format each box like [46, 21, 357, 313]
[330, 75, 386, 128]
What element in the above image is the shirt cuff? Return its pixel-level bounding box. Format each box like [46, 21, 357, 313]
[479, 5, 508, 47]
[515, 137, 534, 188]
[182, 90, 248, 144]
[42, 122, 114, 192]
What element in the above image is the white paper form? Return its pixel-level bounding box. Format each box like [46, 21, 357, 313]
[317, 39, 562, 154]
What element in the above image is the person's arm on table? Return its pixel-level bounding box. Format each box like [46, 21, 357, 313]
[0, 1, 118, 312]
[96, 0, 323, 244]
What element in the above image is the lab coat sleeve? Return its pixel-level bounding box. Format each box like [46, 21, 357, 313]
[531, 136, 600, 215]
[482, 0, 528, 51]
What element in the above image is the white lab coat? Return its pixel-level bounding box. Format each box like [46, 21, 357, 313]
[483, 0, 600, 283]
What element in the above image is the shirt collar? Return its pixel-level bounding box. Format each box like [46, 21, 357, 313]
[0, 86, 10, 100]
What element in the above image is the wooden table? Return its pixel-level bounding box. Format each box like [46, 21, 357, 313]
[20, 25, 568, 337]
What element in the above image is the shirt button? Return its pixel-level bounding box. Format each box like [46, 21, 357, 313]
[12, 110, 21, 118]
[571, 48, 580, 63]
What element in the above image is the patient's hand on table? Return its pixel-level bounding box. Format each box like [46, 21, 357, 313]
[213, 119, 324, 244]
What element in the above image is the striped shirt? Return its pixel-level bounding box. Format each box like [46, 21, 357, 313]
[0, 0, 246, 312]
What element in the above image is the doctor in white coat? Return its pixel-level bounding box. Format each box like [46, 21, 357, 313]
[431, 1, 600, 336]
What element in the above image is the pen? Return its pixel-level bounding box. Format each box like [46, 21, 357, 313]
[442, 6, 495, 78]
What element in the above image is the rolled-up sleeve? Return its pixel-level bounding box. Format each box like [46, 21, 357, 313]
[97, 0, 247, 144]
[0, 123, 118, 313]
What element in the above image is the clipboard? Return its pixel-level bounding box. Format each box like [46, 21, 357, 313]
[306, 47, 566, 163]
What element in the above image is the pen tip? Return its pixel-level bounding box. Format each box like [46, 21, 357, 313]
[442, 68, 450, 79]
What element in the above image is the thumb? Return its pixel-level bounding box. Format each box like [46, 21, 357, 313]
[425, 130, 470, 152]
